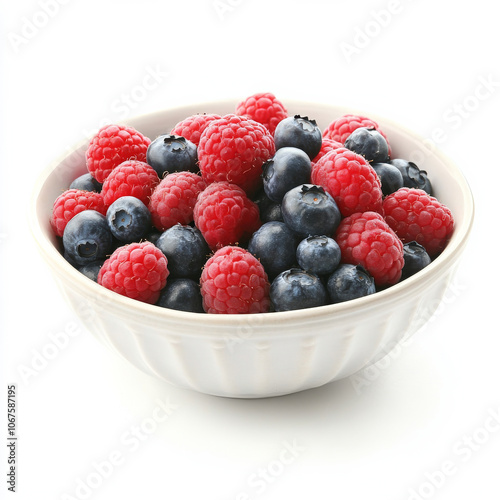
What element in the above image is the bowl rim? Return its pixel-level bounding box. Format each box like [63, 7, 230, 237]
[29, 99, 475, 334]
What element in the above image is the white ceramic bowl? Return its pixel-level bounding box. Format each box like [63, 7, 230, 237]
[29, 100, 474, 398]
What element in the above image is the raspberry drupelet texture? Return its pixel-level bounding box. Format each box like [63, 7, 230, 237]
[197, 114, 275, 194]
[311, 148, 383, 217]
[235, 92, 288, 136]
[200, 246, 270, 314]
[323, 114, 392, 156]
[86, 124, 151, 183]
[51, 189, 106, 237]
[335, 211, 404, 286]
[170, 113, 222, 147]
[193, 181, 261, 251]
[311, 137, 344, 168]
[148, 171, 206, 232]
[101, 160, 159, 207]
[97, 241, 169, 304]
[382, 188, 454, 257]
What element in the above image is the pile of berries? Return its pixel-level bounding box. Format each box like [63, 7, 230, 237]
[51, 92, 454, 314]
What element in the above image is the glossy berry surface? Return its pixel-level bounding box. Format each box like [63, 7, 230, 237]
[156, 278, 204, 313]
[274, 115, 322, 160]
[327, 264, 376, 303]
[389, 159, 433, 195]
[281, 184, 341, 238]
[270, 268, 327, 312]
[146, 134, 198, 178]
[69, 173, 102, 192]
[371, 162, 404, 196]
[296, 235, 341, 275]
[106, 196, 152, 242]
[401, 241, 432, 280]
[344, 127, 390, 163]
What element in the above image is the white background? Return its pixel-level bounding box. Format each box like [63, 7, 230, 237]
[1, 1, 498, 499]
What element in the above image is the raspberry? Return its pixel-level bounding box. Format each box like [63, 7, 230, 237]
[200, 246, 270, 314]
[86, 124, 151, 183]
[311, 148, 383, 217]
[323, 114, 392, 156]
[335, 211, 404, 286]
[50, 189, 106, 237]
[235, 92, 288, 135]
[193, 182, 261, 251]
[170, 113, 222, 147]
[311, 137, 344, 167]
[382, 188, 454, 257]
[198, 114, 275, 194]
[97, 241, 169, 304]
[101, 160, 159, 207]
[148, 171, 206, 232]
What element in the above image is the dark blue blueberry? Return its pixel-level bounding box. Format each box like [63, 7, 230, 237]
[69, 173, 102, 192]
[371, 162, 404, 196]
[274, 115, 322, 160]
[252, 189, 283, 222]
[327, 264, 376, 303]
[146, 134, 198, 178]
[156, 278, 205, 313]
[247, 221, 298, 279]
[344, 127, 390, 163]
[77, 259, 106, 282]
[401, 241, 432, 280]
[296, 236, 341, 275]
[62, 210, 114, 266]
[281, 184, 341, 238]
[389, 159, 433, 195]
[156, 224, 209, 278]
[270, 268, 327, 311]
[262, 147, 311, 203]
[144, 228, 162, 245]
[106, 196, 152, 242]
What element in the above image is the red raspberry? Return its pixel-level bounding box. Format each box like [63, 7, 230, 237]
[335, 211, 404, 286]
[235, 92, 288, 135]
[198, 114, 275, 194]
[148, 171, 206, 232]
[50, 189, 106, 237]
[193, 182, 261, 251]
[382, 188, 454, 257]
[170, 113, 222, 146]
[200, 246, 270, 314]
[311, 137, 344, 167]
[98, 242, 169, 304]
[101, 160, 159, 207]
[86, 124, 151, 183]
[311, 148, 383, 217]
[323, 114, 392, 156]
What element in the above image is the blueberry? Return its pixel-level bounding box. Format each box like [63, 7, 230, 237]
[106, 196, 152, 242]
[281, 184, 341, 238]
[247, 221, 298, 279]
[401, 241, 432, 280]
[62, 210, 114, 266]
[252, 189, 283, 223]
[389, 159, 432, 195]
[156, 224, 209, 278]
[327, 264, 376, 303]
[144, 228, 163, 245]
[274, 115, 322, 160]
[156, 278, 205, 313]
[146, 134, 198, 178]
[296, 236, 341, 275]
[371, 162, 404, 196]
[69, 173, 102, 192]
[77, 259, 106, 282]
[262, 147, 311, 203]
[344, 127, 390, 163]
[270, 268, 327, 311]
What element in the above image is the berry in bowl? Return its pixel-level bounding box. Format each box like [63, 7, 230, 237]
[29, 93, 474, 398]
